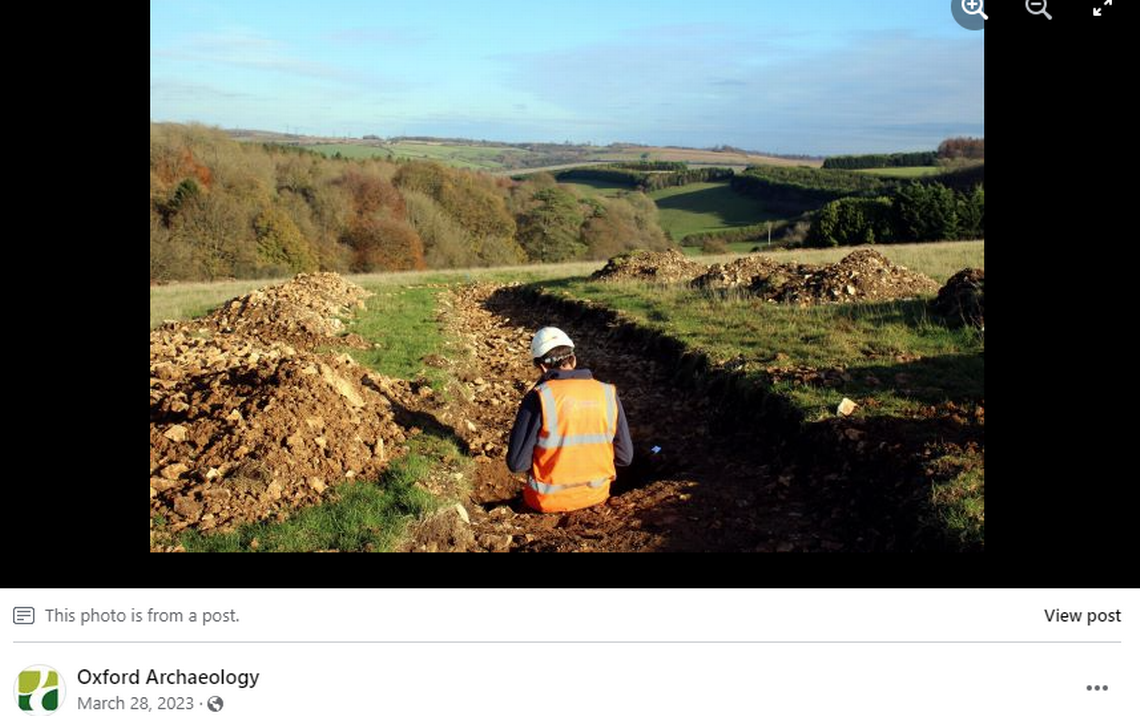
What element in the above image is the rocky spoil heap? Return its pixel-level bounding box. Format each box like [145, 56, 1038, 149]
[931, 268, 984, 328]
[591, 249, 704, 283]
[150, 273, 414, 539]
[691, 255, 780, 289]
[196, 271, 372, 349]
[750, 248, 940, 303]
[150, 327, 410, 534]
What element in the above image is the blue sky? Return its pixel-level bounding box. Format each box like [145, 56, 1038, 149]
[150, 0, 983, 155]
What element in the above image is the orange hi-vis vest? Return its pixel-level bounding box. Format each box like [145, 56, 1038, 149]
[525, 378, 618, 513]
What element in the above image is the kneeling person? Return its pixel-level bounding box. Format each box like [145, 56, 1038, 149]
[506, 327, 633, 512]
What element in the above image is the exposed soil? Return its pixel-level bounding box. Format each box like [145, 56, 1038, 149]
[691, 255, 780, 289]
[591, 249, 705, 284]
[931, 268, 984, 328]
[152, 270, 982, 553]
[401, 281, 984, 552]
[749, 248, 940, 304]
[150, 274, 431, 543]
[597, 247, 940, 304]
[400, 283, 828, 552]
[193, 271, 373, 350]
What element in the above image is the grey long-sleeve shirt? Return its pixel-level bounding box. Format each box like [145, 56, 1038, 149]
[505, 368, 633, 474]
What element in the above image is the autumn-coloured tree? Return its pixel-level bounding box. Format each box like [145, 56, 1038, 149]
[254, 205, 318, 273]
[337, 168, 407, 219]
[345, 215, 426, 272]
[937, 137, 985, 160]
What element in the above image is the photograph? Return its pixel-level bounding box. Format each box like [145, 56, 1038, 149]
[149, 0, 984, 554]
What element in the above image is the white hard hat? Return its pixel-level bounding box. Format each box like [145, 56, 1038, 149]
[531, 326, 575, 360]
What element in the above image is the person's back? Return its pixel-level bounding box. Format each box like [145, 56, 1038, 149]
[505, 327, 633, 512]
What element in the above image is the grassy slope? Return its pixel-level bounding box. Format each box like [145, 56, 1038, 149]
[648, 182, 782, 237]
[559, 178, 633, 197]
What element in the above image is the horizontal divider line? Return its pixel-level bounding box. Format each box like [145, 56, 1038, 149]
[11, 640, 1123, 645]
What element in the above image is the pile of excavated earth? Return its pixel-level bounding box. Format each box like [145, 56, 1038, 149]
[931, 268, 984, 328]
[691, 255, 781, 290]
[197, 272, 373, 350]
[591, 248, 705, 283]
[150, 273, 413, 540]
[748, 248, 941, 303]
[595, 248, 941, 303]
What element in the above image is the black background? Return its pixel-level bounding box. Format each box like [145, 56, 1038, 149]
[9, 2, 1136, 590]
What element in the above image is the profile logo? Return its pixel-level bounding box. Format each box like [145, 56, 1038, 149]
[13, 666, 64, 712]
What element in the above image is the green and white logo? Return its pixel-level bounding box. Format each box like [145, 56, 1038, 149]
[13, 666, 64, 712]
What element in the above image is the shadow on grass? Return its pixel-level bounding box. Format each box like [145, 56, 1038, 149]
[842, 353, 985, 410]
[654, 184, 777, 227]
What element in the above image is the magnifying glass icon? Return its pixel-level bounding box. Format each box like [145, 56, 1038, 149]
[962, 0, 988, 21]
[1026, 0, 1053, 20]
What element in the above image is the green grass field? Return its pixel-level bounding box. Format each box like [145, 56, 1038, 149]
[681, 242, 767, 256]
[854, 166, 944, 177]
[539, 253, 983, 422]
[558, 178, 633, 197]
[340, 283, 455, 391]
[648, 182, 783, 237]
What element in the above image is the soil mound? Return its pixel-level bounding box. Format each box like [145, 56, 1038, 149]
[691, 255, 780, 289]
[150, 273, 413, 539]
[591, 249, 704, 283]
[931, 268, 984, 328]
[195, 272, 371, 349]
[150, 327, 409, 534]
[751, 248, 940, 303]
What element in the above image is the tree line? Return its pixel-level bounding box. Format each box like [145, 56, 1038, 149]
[609, 161, 688, 171]
[807, 183, 984, 247]
[938, 137, 984, 160]
[150, 124, 670, 281]
[555, 165, 735, 191]
[729, 165, 890, 213]
[822, 152, 938, 170]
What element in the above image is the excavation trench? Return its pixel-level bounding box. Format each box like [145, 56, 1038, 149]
[421, 283, 982, 553]
[422, 283, 829, 553]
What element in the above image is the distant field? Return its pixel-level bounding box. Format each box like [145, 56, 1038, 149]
[595, 147, 822, 168]
[854, 166, 944, 177]
[558, 178, 633, 197]
[648, 182, 783, 237]
[304, 142, 537, 170]
[296, 139, 818, 173]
